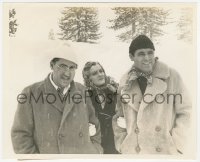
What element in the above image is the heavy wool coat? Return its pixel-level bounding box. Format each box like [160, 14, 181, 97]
[11, 75, 103, 154]
[112, 61, 191, 154]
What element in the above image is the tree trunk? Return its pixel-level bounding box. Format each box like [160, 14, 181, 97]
[76, 11, 81, 41]
[84, 14, 88, 42]
[131, 20, 135, 37]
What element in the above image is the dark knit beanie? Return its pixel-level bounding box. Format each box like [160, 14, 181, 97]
[129, 35, 155, 56]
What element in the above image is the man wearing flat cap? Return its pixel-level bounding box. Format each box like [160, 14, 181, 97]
[11, 42, 103, 154]
[112, 35, 191, 154]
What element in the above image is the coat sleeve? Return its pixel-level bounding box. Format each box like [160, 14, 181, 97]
[171, 71, 192, 154]
[112, 88, 127, 153]
[11, 87, 39, 154]
[86, 94, 103, 154]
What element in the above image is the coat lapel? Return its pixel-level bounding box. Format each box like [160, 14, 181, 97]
[44, 74, 66, 113]
[121, 81, 142, 112]
[137, 60, 170, 112]
[137, 77, 167, 125]
[60, 82, 81, 128]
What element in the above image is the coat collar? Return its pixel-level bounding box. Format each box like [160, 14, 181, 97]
[44, 74, 65, 113]
[120, 60, 170, 87]
[49, 73, 70, 95]
[44, 74, 81, 115]
[120, 61, 169, 124]
[152, 61, 170, 80]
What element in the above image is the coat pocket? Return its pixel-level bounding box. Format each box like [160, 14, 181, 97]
[167, 133, 179, 155]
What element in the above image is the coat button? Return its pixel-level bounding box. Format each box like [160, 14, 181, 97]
[135, 145, 141, 153]
[135, 127, 139, 134]
[155, 126, 161, 132]
[156, 147, 162, 152]
[58, 134, 65, 138]
[79, 132, 83, 137]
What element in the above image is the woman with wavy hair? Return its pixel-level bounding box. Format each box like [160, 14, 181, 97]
[82, 61, 119, 154]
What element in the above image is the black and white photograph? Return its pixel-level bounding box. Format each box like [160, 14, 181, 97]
[2, 2, 197, 160]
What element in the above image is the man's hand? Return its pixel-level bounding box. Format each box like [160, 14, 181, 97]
[89, 123, 96, 136]
[117, 117, 126, 129]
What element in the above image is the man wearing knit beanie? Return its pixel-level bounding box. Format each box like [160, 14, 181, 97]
[129, 35, 155, 56]
[129, 35, 155, 74]
[113, 35, 192, 155]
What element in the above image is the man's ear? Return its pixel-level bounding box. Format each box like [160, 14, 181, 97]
[129, 53, 134, 61]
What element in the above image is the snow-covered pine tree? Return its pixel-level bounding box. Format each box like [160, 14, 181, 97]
[9, 9, 18, 37]
[177, 8, 193, 43]
[58, 7, 101, 43]
[109, 7, 169, 42]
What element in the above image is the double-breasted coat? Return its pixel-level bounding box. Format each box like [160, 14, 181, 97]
[11, 75, 103, 154]
[112, 61, 191, 154]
